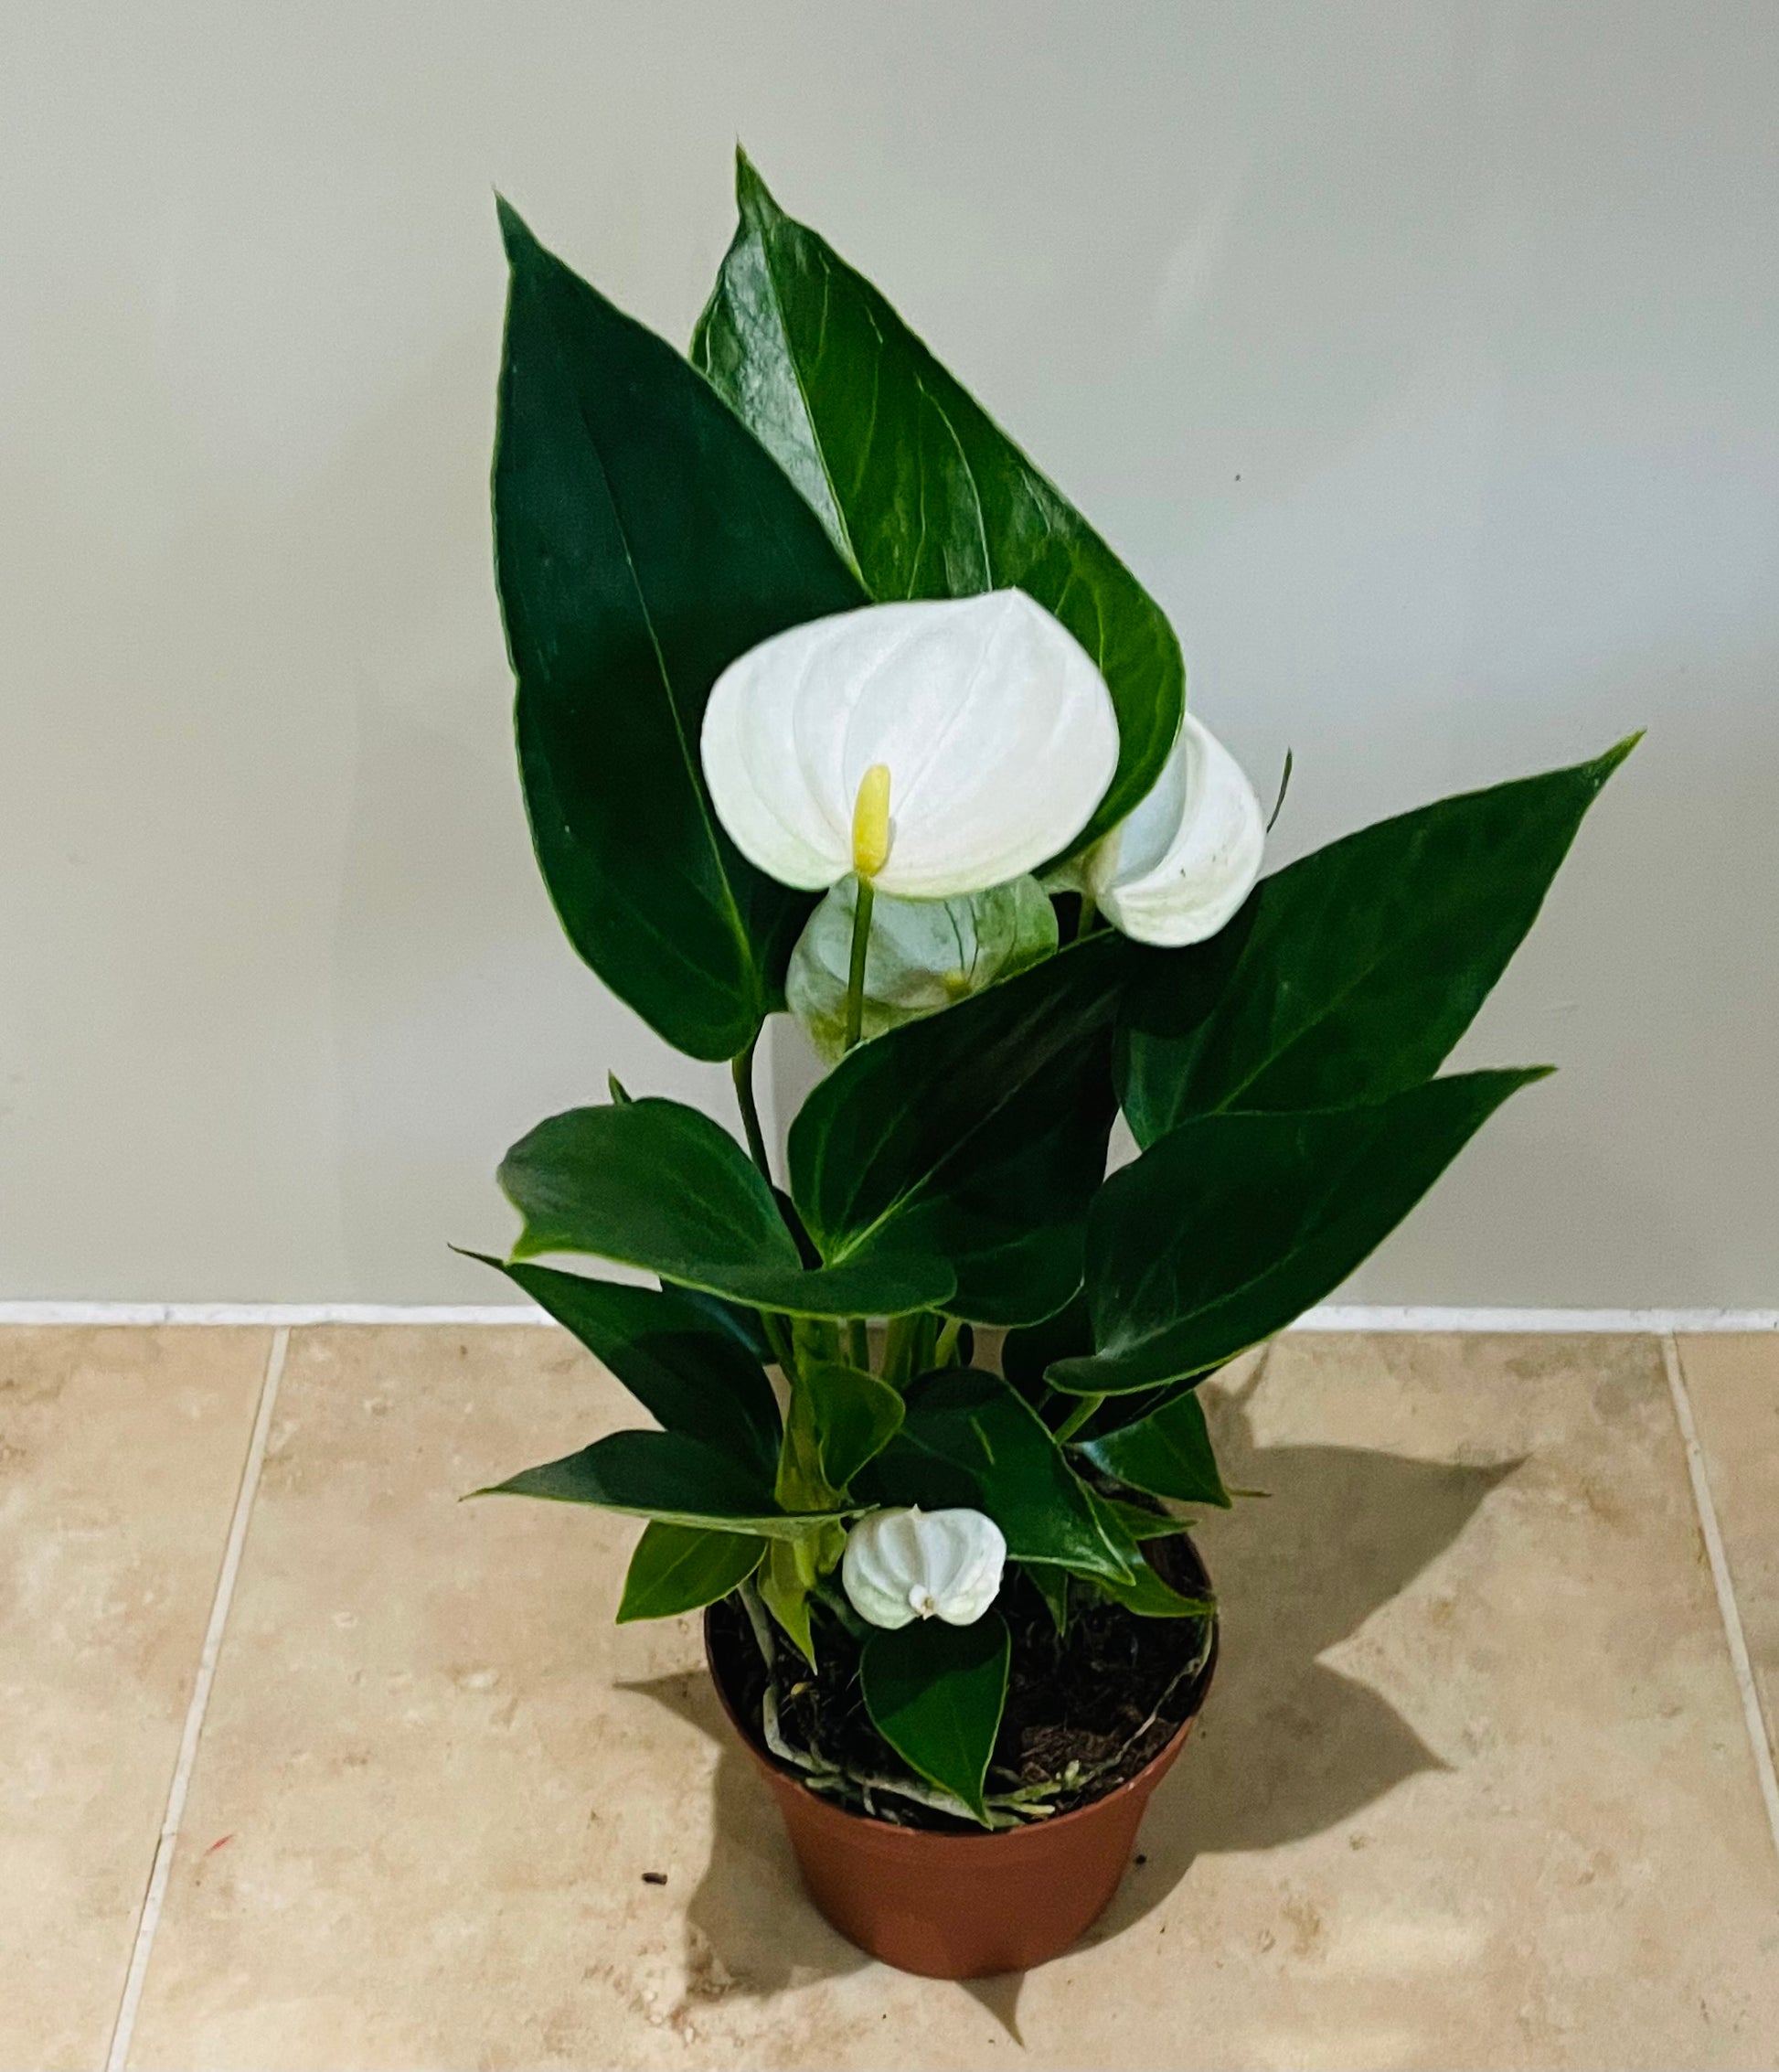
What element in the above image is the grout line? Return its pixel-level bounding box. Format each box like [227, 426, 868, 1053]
[1660, 1332, 1779, 1873]
[103, 1326, 292, 2072]
[0, 1300, 1774, 1331]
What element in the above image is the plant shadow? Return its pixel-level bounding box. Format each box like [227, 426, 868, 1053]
[622, 1352, 1520, 2037]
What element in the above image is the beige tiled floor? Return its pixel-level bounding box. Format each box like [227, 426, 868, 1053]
[4, 1325, 1776, 2070]
[0, 1329, 271, 2072]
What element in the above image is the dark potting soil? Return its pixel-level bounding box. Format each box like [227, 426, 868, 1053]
[707, 1538, 1216, 1833]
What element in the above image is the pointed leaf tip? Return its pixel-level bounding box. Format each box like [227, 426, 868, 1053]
[733, 146, 776, 222]
[494, 193, 534, 258]
[1597, 730, 1645, 780]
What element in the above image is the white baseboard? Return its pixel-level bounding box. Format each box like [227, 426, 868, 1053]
[0, 1300, 1772, 1331]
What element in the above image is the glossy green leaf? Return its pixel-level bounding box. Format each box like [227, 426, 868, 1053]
[787, 934, 1126, 1325]
[864, 1368, 1132, 1582]
[673, 1286, 773, 1362]
[1026, 1562, 1071, 1635]
[1000, 1291, 1091, 1405]
[616, 1522, 765, 1622]
[1078, 1387, 1231, 1508]
[1051, 1069, 1550, 1394]
[759, 1537, 819, 1664]
[463, 1254, 780, 1469]
[494, 199, 864, 1062]
[481, 1427, 840, 1539]
[1120, 738, 1638, 1142]
[1098, 1498, 1195, 1543]
[797, 1361, 906, 1491]
[694, 154, 1183, 857]
[500, 1097, 953, 1318]
[1092, 1550, 1216, 1619]
[860, 1611, 1011, 1822]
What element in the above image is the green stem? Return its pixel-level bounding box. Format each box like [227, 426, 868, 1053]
[1052, 1392, 1105, 1446]
[843, 876, 876, 1052]
[847, 1317, 871, 1371]
[1076, 892, 1100, 938]
[913, 1311, 938, 1376]
[730, 1035, 772, 1185]
[933, 1316, 964, 1367]
[881, 1313, 921, 1387]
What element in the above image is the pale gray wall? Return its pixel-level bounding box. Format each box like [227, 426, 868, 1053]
[2, 3, 1774, 1304]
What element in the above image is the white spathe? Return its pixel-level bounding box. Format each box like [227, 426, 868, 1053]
[841, 1505, 1007, 1629]
[700, 591, 1120, 899]
[1079, 710, 1265, 946]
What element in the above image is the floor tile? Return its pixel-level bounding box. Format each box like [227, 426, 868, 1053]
[0, 1327, 270, 2072]
[1674, 1333, 1779, 1762]
[130, 1328, 1779, 2071]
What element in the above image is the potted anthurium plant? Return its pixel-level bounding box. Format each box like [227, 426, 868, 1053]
[468, 155, 1635, 1980]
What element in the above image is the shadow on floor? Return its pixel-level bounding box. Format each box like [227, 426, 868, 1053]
[623, 1356, 1520, 2036]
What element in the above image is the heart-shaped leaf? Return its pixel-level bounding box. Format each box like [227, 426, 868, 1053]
[481, 1428, 840, 1540]
[694, 154, 1183, 858]
[1121, 738, 1637, 1141]
[863, 1367, 1132, 1582]
[463, 1254, 781, 1469]
[500, 1098, 953, 1318]
[1051, 1068, 1550, 1394]
[859, 1611, 1011, 1823]
[617, 1522, 765, 1623]
[495, 199, 864, 1062]
[788, 934, 1125, 1325]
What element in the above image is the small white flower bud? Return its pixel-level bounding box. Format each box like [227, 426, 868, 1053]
[841, 1505, 1007, 1630]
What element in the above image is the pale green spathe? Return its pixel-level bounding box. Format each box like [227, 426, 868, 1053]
[785, 873, 1058, 1063]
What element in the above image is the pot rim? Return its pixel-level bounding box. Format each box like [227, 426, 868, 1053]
[702, 1551, 1219, 1852]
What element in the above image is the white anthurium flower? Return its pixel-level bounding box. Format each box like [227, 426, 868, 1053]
[786, 874, 1058, 1063]
[1072, 710, 1265, 947]
[700, 591, 1120, 900]
[842, 1505, 1007, 1630]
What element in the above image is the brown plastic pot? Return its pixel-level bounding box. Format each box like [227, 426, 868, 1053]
[703, 1543, 1217, 1979]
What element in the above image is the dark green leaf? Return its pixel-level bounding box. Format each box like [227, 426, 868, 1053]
[463, 1254, 780, 1469]
[860, 1612, 1010, 1822]
[672, 1286, 773, 1362]
[1025, 1562, 1071, 1635]
[481, 1427, 839, 1539]
[1078, 1387, 1231, 1508]
[863, 1368, 1132, 1582]
[1120, 738, 1638, 1142]
[1092, 1551, 1216, 1619]
[494, 199, 864, 1062]
[616, 1522, 764, 1622]
[1052, 1069, 1550, 1394]
[787, 934, 1125, 1325]
[1098, 1498, 1195, 1543]
[1000, 1291, 1091, 1405]
[500, 1097, 953, 1318]
[798, 1361, 905, 1490]
[695, 154, 1183, 856]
